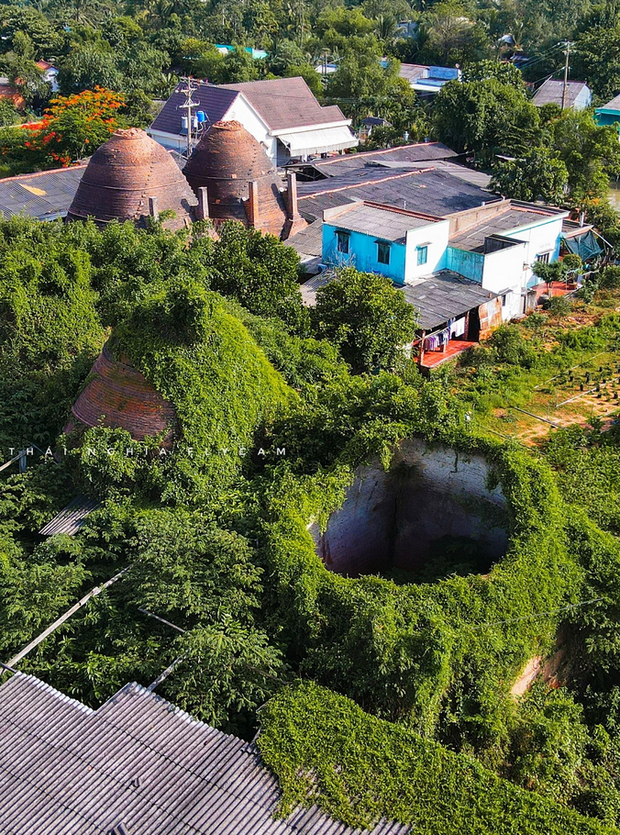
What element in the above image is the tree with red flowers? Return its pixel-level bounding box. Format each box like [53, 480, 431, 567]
[24, 86, 125, 166]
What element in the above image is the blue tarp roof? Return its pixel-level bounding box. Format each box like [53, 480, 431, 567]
[562, 229, 602, 260]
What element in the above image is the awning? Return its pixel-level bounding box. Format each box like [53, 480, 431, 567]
[562, 229, 602, 260]
[278, 125, 358, 156]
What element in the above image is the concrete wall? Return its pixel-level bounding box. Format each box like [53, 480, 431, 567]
[404, 221, 450, 282]
[446, 246, 484, 282]
[502, 216, 565, 289]
[225, 96, 277, 163]
[322, 218, 450, 284]
[480, 241, 529, 321]
[574, 87, 593, 110]
[322, 224, 408, 282]
[312, 439, 509, 578]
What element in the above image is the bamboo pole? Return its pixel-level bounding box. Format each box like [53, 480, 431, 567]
[6, 564, 134, 668]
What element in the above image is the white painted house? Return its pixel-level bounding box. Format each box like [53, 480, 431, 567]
[149, 77, 357, 167]
[322, 198, 569, 323]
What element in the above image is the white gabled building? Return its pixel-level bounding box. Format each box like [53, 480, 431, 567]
[149, 77, 357, 167]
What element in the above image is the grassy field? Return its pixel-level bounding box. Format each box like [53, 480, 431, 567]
[452, 295, 620, 446]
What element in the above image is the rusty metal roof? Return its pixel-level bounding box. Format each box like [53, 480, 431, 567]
[39, 495, 101, 536]
[184, 120, 289, 237]
[67, 128, 198, 230]
[0, 672, 411, 835]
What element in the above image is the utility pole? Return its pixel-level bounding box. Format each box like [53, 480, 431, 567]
[561, 41, 572, 111]
[178, 76, 199, 159]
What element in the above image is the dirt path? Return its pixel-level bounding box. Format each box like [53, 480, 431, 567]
[510, 656, 542, 697]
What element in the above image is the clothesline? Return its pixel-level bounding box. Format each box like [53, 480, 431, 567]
[423, 316, 467, 352]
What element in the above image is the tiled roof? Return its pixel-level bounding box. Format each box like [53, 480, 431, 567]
[0, 165, 85, 220]
[220, 76, 349, 131]
[532, 78, 590, 107]
[0, 672, 411, 835]
[150, 83, 239, 136]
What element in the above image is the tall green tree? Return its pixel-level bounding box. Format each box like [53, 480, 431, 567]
[490, 147, 569, 204]
[571, 24, 620, 101]
[549, 110, 620, 201]
[312, 267, 417, 372]
[433, 77, 541, 162]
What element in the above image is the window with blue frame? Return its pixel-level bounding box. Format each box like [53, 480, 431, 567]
[377, 240, 391, 265]
[417, 245, 428, 266]
[336, 230, 350, 254]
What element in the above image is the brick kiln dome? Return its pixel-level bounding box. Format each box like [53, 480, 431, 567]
[68, 343, 176, 443]
[67, 128, 197, 230]
[183, 120, 289, 238]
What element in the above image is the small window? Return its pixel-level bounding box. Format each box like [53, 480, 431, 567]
[336, 230, 350, 255]
[377, 240, 390, 265]
[501, 293, 507, 307]
[536, 252, 550, 264]
[417, 245, 428, 266]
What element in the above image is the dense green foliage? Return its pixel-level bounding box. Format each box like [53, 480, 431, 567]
[258, 682, 618, 834]
[312, 267, 417, 372]
[0, 149, 620, 835]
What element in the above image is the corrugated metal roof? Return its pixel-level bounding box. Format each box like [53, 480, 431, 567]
[304, 143, 457, 177]
[532, 78, 590, 108]
[326, 203, 435, 242]
[398, 64, 430, 82]
[449, 206, 562, 252]
[401, 271, 498, 330]
[39, 495, 102, 536]
[298, 168, 493, 222]
[278, 125, 357, 156]
[597, 93, 620, 113]
[0, 166, 85, 220]
[0, 673, 411, 835]
[288, 218, 324, 266]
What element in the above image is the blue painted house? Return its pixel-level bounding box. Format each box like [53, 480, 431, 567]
[322, 199, 570, 323]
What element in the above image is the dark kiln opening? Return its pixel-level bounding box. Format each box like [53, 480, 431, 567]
[312, 440, 509, 580]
